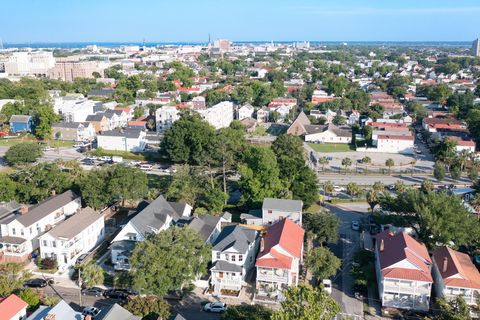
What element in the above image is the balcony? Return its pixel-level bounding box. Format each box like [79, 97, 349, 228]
[384, 282, 431, 295]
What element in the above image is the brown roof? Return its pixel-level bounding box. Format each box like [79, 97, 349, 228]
[46, 207, 102, 240]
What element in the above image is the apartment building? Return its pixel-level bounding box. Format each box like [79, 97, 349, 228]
[196, 101, 234, 129]
[39, 207, 104, 271]
[155, 105, 180, 132]
[48, 60, 104, 82]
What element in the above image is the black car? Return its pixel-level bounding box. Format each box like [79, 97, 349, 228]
[24, 278, 53, 288]
[103, 289, 128, 300]
[81, 287, 105, 297]
[75, 253, 89, 265]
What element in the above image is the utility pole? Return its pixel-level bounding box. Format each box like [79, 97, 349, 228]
[78, 268, 82, 307]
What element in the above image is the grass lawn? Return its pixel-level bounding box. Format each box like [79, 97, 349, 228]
[0, 138, 74, 148]
[308, 143, 355, 153]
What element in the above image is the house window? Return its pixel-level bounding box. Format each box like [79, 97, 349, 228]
[231, 272, 236, 277]
[20, 229, 24, 236]
[43, 240, 48, 247]
[216, 252, 221, 259]
[12, 228, 16, 235]
[225, 254, 229, 261]
[232, 255, 236, 262]
[52, 241, 56, 248]
[268, 210, 272, 214]
[239, 255, 243, 262]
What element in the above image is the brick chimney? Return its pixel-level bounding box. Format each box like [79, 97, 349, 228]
[84, 316, 92, 320]
[260, 237, 265, 252]
[379, 239, 385, 252]
[19, 206, 29, 215]
[45, 314, 56, 320]
[442, 257, 448, 273]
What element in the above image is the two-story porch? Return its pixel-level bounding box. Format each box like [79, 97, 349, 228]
[256, 266, 291, 298]
[382, 278, 431, 311]
[210, 261, 243, 292]
[0, 236, 32, 263]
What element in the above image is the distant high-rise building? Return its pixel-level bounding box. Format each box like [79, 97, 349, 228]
[473, 38, 480, 57]
[213, 39, 231, 52]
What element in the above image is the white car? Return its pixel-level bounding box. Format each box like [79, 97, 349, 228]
[130, 160, 141, 166]
[333, 186, 345, 192]
[43, 146, 55, 151]
[99, 156, 111, 162]
[82, 306, 101, 317]
[322, 279, 332, 294]
[203, 302, 227, 313]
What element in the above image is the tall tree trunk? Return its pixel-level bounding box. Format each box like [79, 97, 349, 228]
[222, 158, 227, 205]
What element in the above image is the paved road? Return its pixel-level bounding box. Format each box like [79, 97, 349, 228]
[327, 203, 365, 318]
[43, 284, 220, 320]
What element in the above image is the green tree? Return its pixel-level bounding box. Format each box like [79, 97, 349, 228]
[341, 157, 352, 174]
[346, 182, 361, 197]
[0, 263, 31, 296]
[216, 125, 246, 194]
[305, 247, 341, 283]
[166, 165, 201, 206]
[4, 142, 43, 165]
[130, 227, 210, 296]
[437, 296, 471, 320]
[239, 146, 285, 206]
[0, 173, 16, 201]
[366, 190, 380, 211]
[272, 285, 340, 320]
[432, 138, 457, 170]
[162, 113, 216, 165]
[79, 168, 112, 210]
[372, 181, 385, 192]
[33, 104, 60, 139]
[133, 106, 145, 119]
[385, 158, 394, 175]
[108, 165, 148, 205]
[323, 180, 334, 195]
[303, 211, 340, 245]
[79, 263, 104, 288]
[428, 84, 453, 105]
[394, 180, 407, 193]
[19, 288, 40, 310]
[124, 296, 171, 320]
[420, 180, 435, 193]
[221, 305, 273, 320]
[434, 161, 446, 181]
[290, 168, 319, 207]
[451, 165, 461, 180]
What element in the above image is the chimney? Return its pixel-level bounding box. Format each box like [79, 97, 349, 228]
[442, 257, 448, 273]
[19, 206, 29, 215]
[260, 237, 265, 252]
[379, 239, 385, 252]
[51, 190, 56, 196]
[45, 314, 56, 320]
[84, 316, 92, 320]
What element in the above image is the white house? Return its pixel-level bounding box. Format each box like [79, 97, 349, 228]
[155, 105, 180, 133]
[110, 195, 192, 270]
[53, 95, 96, 123]
[96, 129, 147, 152]
[0, 191, 81, 263]
[196, 101, 234, 129]
[304, 124, 352, 144]
[432, 246, 480, 306]
[39, 207, 104, 271]
[375, 231, 433, 311]
[104, 109, 129, 128]
[375, 134, 414, 154]
[255, 219, 305, 301]
[210, 225, 259, 293]
[237, 104, 254, 121]
[262, 198, 303, 226]
[51, 122, 96, 141]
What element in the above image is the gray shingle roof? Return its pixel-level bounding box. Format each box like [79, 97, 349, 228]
[46, 207, 102, 240]
[9, 115, 32, 123]
[180, 215, 221, 243]
[0, 235, 28, 245]
[15, 190, 80, 227]
[130, 195, 182, 236]
[172, 314, 187, 320]
[0, 201, 21, 219]
[213, 225, 258, 253]
[52, 121, 90, 129]
[86, 114, 106, 122]
[97, 303, 141, 320]
[100, 128, 143, 139]
[211, 260, 243, 272]
[26, 300, 82, 320]
[262, 198, 303, 213]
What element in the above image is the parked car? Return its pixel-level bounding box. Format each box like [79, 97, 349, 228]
[43, 146, 55, 151]
[76, 253, 89, 265]
[322, 279, 332, 294]
[99, 156, 111, 162]
[82, 306, 101, 317]
[203, 302, 227, 313]
[24, 278, 53, 288]
[386, 184, 395, 191]
[82, 287, 104, 297]
[415, 149, 422, 154]
[333, 186, 345, 192]
[351, 220, 360, 231]
[139, 164, 153, 171]
[103, 289, 128, 300]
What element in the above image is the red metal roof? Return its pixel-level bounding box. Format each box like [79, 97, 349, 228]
[433, 246, 480, 289]
[0, 294, 27, 320]
[256, 218, 304, 269]
[376, 231, 433, 283]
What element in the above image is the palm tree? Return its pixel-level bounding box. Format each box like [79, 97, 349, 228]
[410, 159, 417, 176]
[457, 150, 470, 172]
[346, 182, 361, 197]
[372, 181, 385, 193]
[366, 190, 379, 211]
[323, 180, 334, 196]
[362, 156, 371, 174]
[385, 158, 394, 175]
[342, 157, 352, 175]
[470, 194, 480, 220]
[318, 157, 330, 172]
[394, 180, 407, 193]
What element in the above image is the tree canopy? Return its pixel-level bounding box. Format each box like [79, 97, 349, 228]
[4, 142, 43, 165]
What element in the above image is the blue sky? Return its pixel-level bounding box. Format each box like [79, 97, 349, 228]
[1, 0, 479, 43]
